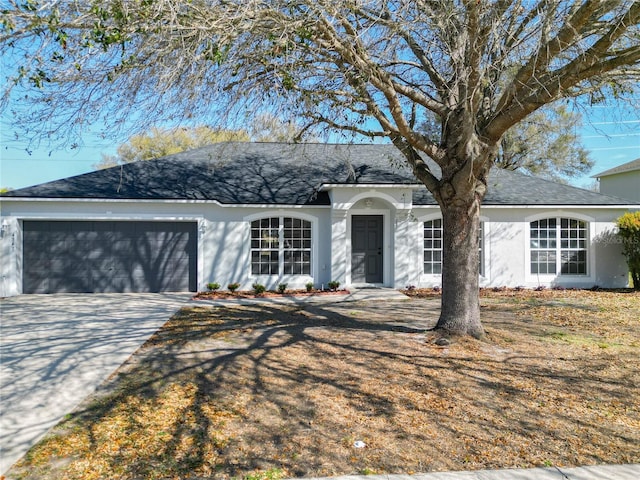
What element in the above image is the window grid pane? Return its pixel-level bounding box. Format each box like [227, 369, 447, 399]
[251, 218, 280, 275]
[423, 220, 484, 275]
[530, 218, 587, 276]
[423, 219, 442, 274]
[251, 217, 312, 276]
[283, 218, 312, 275]
[560, 219, 587, 275]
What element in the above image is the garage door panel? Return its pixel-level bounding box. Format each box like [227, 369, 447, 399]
[23, 233, 49, 249]
[72, 231, 99, 245]
[48, 274, 92, 293]
[23, 276, 49, 294]
[49, 258, 71, 272]
[23, 221, 197, 294]
[22, 247, 49, 265]
[162, 260, 191, 277]
[85, 248, 111, 261]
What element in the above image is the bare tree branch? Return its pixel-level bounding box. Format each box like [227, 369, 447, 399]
[2, 0, 639, 335]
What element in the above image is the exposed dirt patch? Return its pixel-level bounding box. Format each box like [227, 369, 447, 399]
[8, 291, 640, 480]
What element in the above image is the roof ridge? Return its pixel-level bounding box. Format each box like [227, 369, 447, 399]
[591, 157, 640, 178]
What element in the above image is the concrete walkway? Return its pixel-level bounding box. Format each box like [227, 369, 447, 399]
[299, 464, 640, 479]
[0, 293, 190, 474]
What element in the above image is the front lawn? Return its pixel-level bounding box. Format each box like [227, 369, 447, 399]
[8, 290, 640, 480]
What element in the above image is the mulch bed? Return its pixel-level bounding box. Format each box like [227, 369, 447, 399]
[193, 289, 350, 300]
[403, 286, 638, 299]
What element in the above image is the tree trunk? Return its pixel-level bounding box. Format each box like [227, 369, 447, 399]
[427, 124, 494, 339]
[435, 200, 485, 338]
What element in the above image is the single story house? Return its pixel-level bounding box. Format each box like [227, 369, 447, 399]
[1, 142, 638, 296]
[593, 157, 640, 202]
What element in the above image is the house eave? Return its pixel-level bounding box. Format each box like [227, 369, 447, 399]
[412, 203, 638, 209]
[478, 204, 639, 209]
[319, 183, 422, 191]
[591, 159, 640, 178]
[3, 197, 637, 210]
[0, 197, 329, 208]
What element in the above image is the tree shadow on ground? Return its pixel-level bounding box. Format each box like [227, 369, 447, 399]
[11, 297, 640, 480]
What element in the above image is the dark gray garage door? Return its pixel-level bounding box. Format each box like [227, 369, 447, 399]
[23, 221, 197, 293]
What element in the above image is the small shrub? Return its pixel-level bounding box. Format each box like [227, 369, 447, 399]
[360, 467, 377, 475]
[305, 281, 314, 292]
[227, 282, 240, 293]
[252, 283, 266, 294]
[277, 283, 287, 293]
[534, 285, 546, 291]
[514, 285, 526, 291]
[432, 285, 441, 292]
[243, 468, 285, 480]
[327, 280, 340, 291]
[206, 282, 220, 292]
[405, 285, 416, 291]
[616, 211, 640, 289]
[552, 285, 566, 291]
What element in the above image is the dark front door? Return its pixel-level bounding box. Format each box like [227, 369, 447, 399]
[23, 221, 197, 293]
[351, 215, 383, 283]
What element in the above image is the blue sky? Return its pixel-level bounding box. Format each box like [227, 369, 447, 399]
[1, 103, 638, 191]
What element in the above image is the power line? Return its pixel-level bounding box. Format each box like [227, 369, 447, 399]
[582, 133, 640, 138]
[588, 145, 640, 151]
[588, 120, 640, 125]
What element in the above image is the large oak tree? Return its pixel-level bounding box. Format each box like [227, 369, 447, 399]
[2, 1, 639, 337]
[421, 104, 594, 182]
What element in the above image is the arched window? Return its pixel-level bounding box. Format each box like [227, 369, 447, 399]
[530, 218, 587, 275]
[423, 220, 484, 275]
[251, 217, 312, 275]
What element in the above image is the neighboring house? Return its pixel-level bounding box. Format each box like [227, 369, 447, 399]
[592, 158, 640, 202]
[1, 142, 638, 297]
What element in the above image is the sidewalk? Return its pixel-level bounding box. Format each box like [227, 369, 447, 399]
[299, 464, 640, 480]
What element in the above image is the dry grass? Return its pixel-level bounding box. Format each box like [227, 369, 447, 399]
[8, 290, 640, 480]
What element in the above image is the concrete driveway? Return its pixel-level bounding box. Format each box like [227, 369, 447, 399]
[0, 293, 191, 474]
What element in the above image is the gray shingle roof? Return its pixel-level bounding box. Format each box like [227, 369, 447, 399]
[592, 158, 640, 178]
[3, 142, 635, 206]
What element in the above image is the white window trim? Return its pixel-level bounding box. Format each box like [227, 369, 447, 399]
[417, 214, 488, 282]
[244, 211, 318, 281]
[524, 212, 596, 285]
[478, 216, 489, 280]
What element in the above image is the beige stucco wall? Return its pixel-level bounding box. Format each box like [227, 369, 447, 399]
[599, 171, 640, 202]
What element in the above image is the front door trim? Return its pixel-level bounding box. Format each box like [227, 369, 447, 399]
[347, 210, 390, 286]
